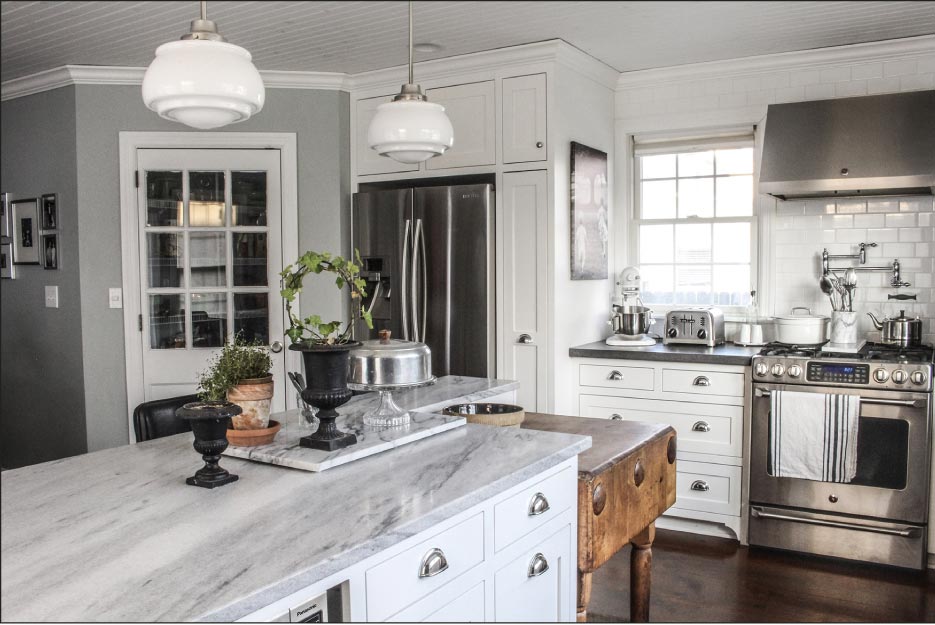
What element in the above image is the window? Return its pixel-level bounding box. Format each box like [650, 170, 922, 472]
[633, 136, 755, 309]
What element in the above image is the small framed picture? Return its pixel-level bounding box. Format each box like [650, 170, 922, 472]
[1, 192, 10, 240]
[42, 234, 59, 270]
[41, 193, 58, 230]
[1, 242, 14, 279]
[11, 198, 40, 265]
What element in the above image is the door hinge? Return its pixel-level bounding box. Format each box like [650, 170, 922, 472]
[134, 171, 140, 188]
[138, 313, 143, 331]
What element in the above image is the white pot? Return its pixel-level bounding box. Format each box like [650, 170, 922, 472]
[773, 307, 829, 345]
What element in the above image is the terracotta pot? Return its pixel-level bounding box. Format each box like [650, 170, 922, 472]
[227, 420, 281, 447]
[228, 375, 274, 430]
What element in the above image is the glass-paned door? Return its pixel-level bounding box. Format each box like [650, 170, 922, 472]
[137, 149, 285, 410]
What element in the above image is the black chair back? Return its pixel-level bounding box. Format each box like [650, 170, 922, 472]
[133, 394, 200, 442]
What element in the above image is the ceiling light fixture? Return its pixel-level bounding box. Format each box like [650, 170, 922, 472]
[141, 1, 265, 130]
[367, 1, 453, 164]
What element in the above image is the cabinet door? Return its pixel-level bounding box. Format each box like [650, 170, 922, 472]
[502, 74, 547, 163]
[500, 171, 548, 413]
[356, 95, 421, 176]
[494, 525, 571, 622]
[426, 81, 496, 170]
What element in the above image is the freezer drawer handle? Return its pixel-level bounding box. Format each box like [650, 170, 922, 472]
[692, 421, 711, 433]
[528, 492, 551, 516]
[750, 507, 920, 538]
[754, 389, 922, 407]
[607, 370, 624, 381]
[690, 480, 710, 492]
[418, 548, 449, 578]
[692, 376, 711, 387]
[527, 553, 549, 578]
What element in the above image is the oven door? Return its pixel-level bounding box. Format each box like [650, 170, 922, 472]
[750, 383, 931, 523]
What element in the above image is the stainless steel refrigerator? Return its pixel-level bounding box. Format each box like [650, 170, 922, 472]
[352, 184, 495, 378]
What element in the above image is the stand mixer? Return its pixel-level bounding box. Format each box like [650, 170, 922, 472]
[606, 266, 656, 347]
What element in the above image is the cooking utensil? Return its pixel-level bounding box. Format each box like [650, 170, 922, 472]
[866, 310, 923, 347]
[844, 268, 858, 312]
[819, 273, 838, 311]
[773, 307, 829, 345]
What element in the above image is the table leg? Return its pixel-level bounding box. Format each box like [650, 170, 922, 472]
[630, 522, 655, 622]
[576, 569, 592, 622]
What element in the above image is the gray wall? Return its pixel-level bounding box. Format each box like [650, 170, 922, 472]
[1, 86, 88, 468]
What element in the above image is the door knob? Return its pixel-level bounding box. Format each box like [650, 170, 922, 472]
[270, 341, 283, 353]
[517, 333, 534, 344]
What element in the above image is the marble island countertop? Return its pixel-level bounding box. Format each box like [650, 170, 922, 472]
[1, 376, 591, 622]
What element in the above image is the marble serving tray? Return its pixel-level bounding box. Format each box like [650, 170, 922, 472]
[222, 410, 466, 472]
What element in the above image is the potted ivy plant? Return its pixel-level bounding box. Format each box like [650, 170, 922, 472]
[279, 250, 373, 450]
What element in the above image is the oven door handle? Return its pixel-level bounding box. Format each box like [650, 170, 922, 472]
[750, 507, 921, 538]
[754, 389, 923, 408]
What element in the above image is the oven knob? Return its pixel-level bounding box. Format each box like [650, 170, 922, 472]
[787, 365, 802, 378]
[667, 328, 678, 338]
[872, 368, 889, 383]
[770, 363, 785, 378]
[910, 370, 927, 386]
[754, 363, 769, 377]
[891, 370, 908, 385]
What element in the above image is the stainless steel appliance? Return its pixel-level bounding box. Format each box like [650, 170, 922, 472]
[663, 306, 725, 347]
[352, 184, 494, 378]
[749, 342, 934, 569]
[867, 310, 924, 347]
[606, 266, 655, 347]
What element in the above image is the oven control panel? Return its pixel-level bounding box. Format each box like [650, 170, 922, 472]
[806, 362, 869, 385]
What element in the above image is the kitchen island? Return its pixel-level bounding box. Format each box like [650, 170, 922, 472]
[1, 376, 591, 622]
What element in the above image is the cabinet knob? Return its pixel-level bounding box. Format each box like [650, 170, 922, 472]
[528, 492, 551, 516]
[692, 420, 711, 433]
[418, 547, 449, 578]
[527, 552, 550, 578]
[536, 141, 544, 148]
[692, 376, 710, 387]
[690, 480, 710, 492]
[607, 370, 623, 381]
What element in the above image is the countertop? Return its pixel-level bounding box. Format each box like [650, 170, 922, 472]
[1, 376, 591, 622]
[569, 340, 761, 366]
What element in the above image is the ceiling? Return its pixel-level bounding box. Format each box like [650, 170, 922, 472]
[2, 1, 934, 83]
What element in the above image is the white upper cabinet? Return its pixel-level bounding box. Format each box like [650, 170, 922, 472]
[502, 73, 548, 164]
[356, 95, 420, 176]
[426, 81, 496, 170]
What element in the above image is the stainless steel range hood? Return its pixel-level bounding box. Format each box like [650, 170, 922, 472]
[759, 90, 935, 200]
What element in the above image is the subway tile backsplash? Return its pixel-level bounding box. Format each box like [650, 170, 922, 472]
[771, 195, 935, 343]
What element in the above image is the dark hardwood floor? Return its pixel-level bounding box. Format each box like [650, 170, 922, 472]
[586, 529, 935, 622]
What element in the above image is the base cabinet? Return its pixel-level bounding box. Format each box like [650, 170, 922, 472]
[494, 525, 571, 622]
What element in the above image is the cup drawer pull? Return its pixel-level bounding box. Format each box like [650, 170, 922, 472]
[527, 553, 549, 578]
[690, 480, 710, 492]
[611, 413, 623, 421]
[419, 548, 449, 578]
[693, 376, 711, 387]
[528, 492, 551, 516]
[692, 421, 711, 433]
[607, 370, 624, 381]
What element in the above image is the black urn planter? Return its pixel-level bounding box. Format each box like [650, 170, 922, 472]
[176, 401, 242, 488]
[290, 341, 361, 451]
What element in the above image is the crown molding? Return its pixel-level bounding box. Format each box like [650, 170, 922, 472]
[1, 65, 350, 101]
[617, 34, 935, 90]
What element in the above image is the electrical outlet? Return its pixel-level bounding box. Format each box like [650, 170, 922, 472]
[109, 287, 123, 309]
[45, 286, 59, 308]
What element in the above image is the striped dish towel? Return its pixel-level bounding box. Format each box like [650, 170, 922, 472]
[769, 389, 859, 483]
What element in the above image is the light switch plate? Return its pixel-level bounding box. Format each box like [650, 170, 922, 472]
[45, 285, 59, 308]
[109, 287, 123, 309]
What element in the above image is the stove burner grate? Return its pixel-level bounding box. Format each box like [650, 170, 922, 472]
[758, 341, 934, 364]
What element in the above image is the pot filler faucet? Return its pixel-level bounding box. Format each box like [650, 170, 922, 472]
[820, 244, 910, 288]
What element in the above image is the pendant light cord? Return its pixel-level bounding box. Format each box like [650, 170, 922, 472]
[408, 0, 414, 85]
[200, 0, 207, 21]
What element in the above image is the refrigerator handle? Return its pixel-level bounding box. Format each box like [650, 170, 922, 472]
[401, 219, 411, 341]
[412, 218, 424, 342]
[418, 219, 427, 342]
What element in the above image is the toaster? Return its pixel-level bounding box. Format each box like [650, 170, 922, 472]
[664, 307, 725, 347]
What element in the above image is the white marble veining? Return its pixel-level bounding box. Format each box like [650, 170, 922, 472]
[223, 411, 466, 472]
[1, 377, 589, 623]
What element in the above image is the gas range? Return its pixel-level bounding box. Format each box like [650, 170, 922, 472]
[752, 342, 933, 392]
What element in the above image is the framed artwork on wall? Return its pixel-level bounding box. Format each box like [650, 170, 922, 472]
[42, 234, 59, 270]
[40, 193, 58, 230]
[11, 198, 40, 265]
[1, 192, 11, 240]
[570, 141, 609, 280]
[1, 242, 14, 279]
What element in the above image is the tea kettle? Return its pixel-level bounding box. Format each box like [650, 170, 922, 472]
[867, 310, 922, 347]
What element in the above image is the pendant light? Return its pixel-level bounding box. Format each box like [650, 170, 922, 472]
[142, 1, 265, 130]
[367, 1, 454, 163]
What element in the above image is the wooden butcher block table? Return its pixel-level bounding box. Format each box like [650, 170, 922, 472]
[522, 413, 677, 622]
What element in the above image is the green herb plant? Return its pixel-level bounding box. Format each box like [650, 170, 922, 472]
[197, 334, 273, 402]
[280, 250, 374, 346]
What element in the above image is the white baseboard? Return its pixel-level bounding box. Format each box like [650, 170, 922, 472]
[655, 515, 740, 541]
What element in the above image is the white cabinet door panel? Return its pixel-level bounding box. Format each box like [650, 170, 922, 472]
[494, 525, 571, 622]
[502, 74, 547, 163]
[426, 81, 496, 170]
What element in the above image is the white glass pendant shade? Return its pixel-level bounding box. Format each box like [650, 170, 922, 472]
[142, 40, 265, 130]
[368, 98, 454, 164]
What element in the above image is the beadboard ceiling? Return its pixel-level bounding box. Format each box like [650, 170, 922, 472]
[2, 1, 934, 83]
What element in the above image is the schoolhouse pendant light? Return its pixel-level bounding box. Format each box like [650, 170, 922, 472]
[367, 1, 454, 163]
[142, 1, 265, 130]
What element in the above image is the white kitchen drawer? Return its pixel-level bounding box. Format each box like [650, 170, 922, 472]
[494, 466, 575, 552]
[390, 580, 486, 622]
[672, 460, 742, 517]
[494, 524, 571, 622]
[662, 368, 745, 398]
[579, 364, 654, 391]
[366, 512, 485, 621]
[578, 394, 742, 458]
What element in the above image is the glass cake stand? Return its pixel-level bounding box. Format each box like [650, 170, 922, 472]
[347, 377, 437, 427]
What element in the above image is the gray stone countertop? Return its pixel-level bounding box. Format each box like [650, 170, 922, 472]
[1, 376, 590, 622]
[569, 340, 761, 366]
